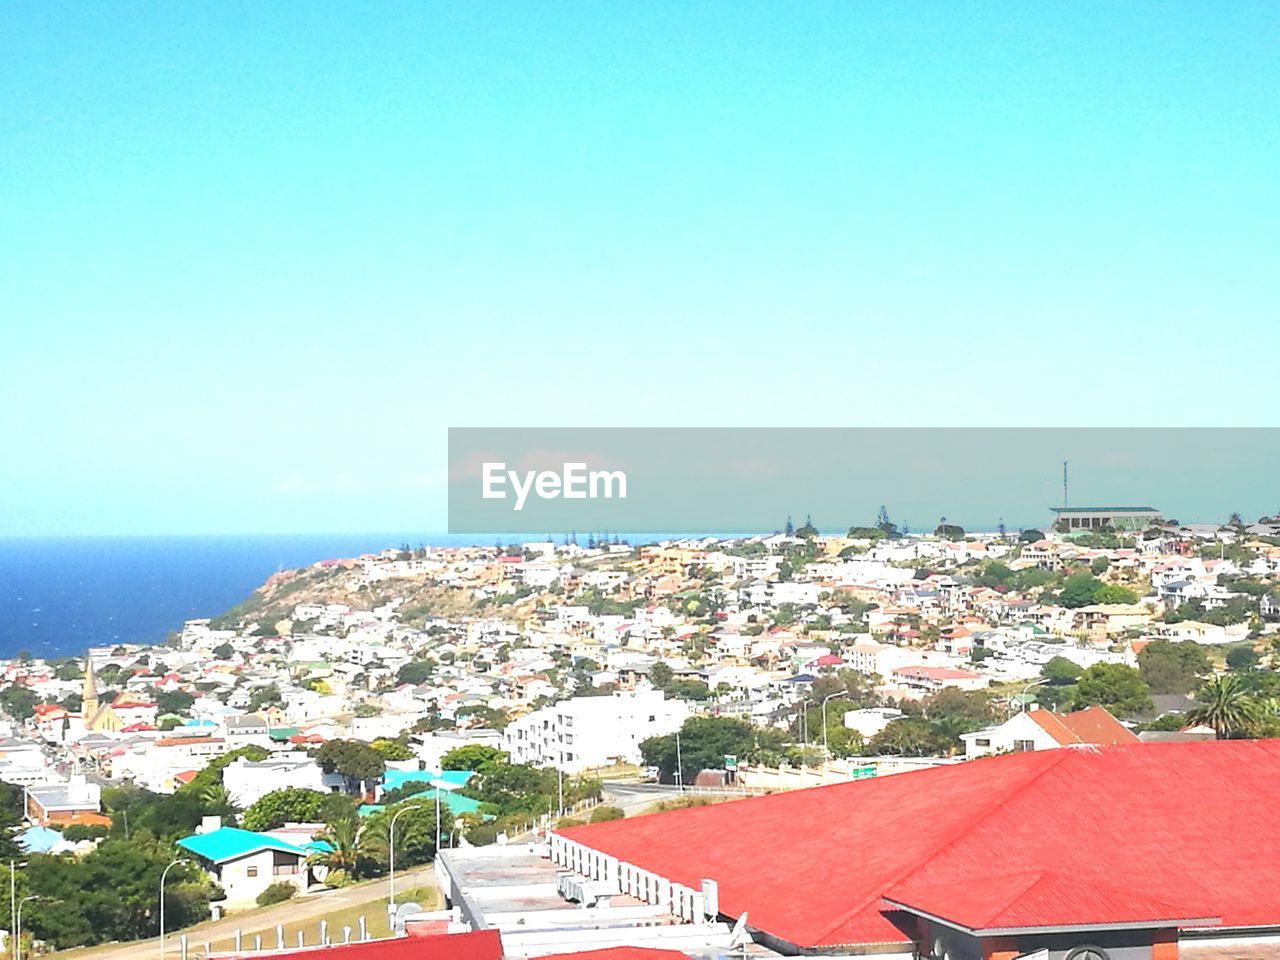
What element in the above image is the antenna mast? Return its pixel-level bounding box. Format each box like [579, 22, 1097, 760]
[1063, 460, 1069, 508]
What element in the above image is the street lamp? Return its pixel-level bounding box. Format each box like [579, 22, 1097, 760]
[388, 803, 427, 914]
[159, 858, 188, 960]
[16, 896, 40, 960]
[9, 859, 25, 960]
[1016, 678, 1050, 715]
[821, 691, 850, 757]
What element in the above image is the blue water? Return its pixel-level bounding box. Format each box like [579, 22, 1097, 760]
[0, 533, 476, 659]
[0, 531, 700, 659]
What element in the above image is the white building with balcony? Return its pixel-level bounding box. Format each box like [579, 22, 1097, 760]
[504, 690, 689, 773]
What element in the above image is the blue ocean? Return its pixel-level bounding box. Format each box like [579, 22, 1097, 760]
[0, 531, 696, 659]
[0, 533, 472, 659]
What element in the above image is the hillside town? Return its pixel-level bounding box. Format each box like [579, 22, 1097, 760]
[4, 506, 1280, 959]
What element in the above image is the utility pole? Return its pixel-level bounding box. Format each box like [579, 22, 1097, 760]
[674, 730, 684, 792]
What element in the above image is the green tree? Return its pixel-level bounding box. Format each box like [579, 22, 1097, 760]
[0, 685, 38, 720]
[639, 717, 785, 784]
[648, 661, 673, 691]
[365, 801, 438, 869]
[869, 718, 947, 756]
[1187, 674, 1260, 740]
[665, 679, 711, 701]
[1042, 656, 1083, 685]
[211, 642, 235, 660]
[182, 745, 270, 796]
[247, 684, 282, 712]
[307, 814, 381, 884]
[370, 738, 415, 761]
[314, 740, 386, 794]
[54, 659, 85, 681]
[1059, 572, 1105, 608]
[440, 745, 507, 771]
[1094, 583, 1139, 604]
[1073, 663, 1153, 717]
[1137, 640, 1211, 695]
[22, 837, 211, 948]
[1226, 645, 1260, 672]
[242, 788, 354, 832]
[396, 660, 436, 686]
[156, 689, 195, 715]
[0, 782, 26, 858]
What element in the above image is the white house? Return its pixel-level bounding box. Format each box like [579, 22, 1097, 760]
[842, 707, 906, 740]
[960, 705, 1138, 760]
[222, 755, 337, 807]
[504, 690, 689, 773]
[178, 820, 319, 906]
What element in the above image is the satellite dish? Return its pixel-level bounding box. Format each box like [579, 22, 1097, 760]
[728, 912, 750, 948]
[391, 901, 422, 931]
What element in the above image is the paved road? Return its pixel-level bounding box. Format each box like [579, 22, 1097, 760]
[601, 780, 744, 813]
[48, 865, 439, 960]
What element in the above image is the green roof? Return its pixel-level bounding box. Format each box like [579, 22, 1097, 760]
[1049, 506, 1159, 514]
[177, 827, 308, 864]
[382, 769, 473, 792]
[358, 788, 482, 819]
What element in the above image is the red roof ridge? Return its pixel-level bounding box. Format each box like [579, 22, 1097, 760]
[885, 869, 1220, 932]
[807, 750, 1078, 946]
[1026, 708, 1081, 745]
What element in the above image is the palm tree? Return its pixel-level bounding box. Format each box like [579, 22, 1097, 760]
[1187, 674, 1260, 740]
[197, 782, 240, 821]
[308, 814, 379, 883]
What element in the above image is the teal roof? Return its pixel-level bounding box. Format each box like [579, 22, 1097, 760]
[177, 827, 308, 864]
[359, 788, 482, 819]
[382, 769, 473, 792]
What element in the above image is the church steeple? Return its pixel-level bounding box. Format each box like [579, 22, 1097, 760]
[82, 653, 99, 721]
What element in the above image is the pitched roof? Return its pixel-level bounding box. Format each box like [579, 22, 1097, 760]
[557, 742, 1280, 949]
[177, 827, 308, 864]
[1026, 705, 1139, 746]
[883, 870, 1218, 934]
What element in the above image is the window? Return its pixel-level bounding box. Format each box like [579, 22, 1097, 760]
[247, 866, 258, 877]
[1013, 739, 1036, 752]
[976, 738, 990, 747]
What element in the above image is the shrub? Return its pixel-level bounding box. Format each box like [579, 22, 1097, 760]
[256, 882, 297, 907]
[588, 805, 624, 823]
[62, 823, 109, 842]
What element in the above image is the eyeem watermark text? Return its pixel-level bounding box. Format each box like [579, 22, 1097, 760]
[481, 462, 628, 511]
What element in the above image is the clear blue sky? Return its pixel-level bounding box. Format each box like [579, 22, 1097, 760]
[2, 2, 1276, 536]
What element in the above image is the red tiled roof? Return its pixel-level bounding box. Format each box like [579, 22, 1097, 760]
[1027, 705, 1138, 747]
[558, 742, 1280, 948]
[884, 870, 1218, 933]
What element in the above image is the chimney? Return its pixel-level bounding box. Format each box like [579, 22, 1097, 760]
[199, 815, 222, 834]
[701, 879, 719, 919]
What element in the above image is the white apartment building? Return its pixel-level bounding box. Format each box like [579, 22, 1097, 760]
[504, 690, 690, 774]
[221, 754, 336, 807]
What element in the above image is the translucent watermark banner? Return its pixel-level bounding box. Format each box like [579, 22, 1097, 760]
[447, 427, 1280, 535]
